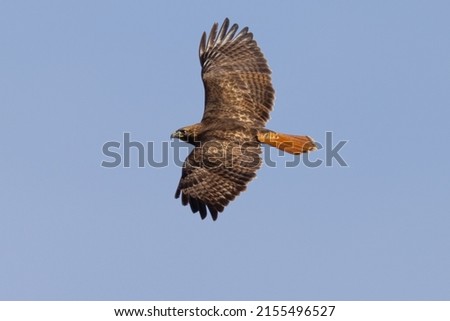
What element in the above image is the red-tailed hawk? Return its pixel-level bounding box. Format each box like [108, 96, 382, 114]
[171, 18, 316, 220]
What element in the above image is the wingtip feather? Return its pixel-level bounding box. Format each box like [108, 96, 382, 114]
[199, 32, 206, 58]
[217, 18, 230, 43]
[207, 22, 218, 51]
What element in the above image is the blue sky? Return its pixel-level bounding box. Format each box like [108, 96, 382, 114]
[1, 0, 449, 300]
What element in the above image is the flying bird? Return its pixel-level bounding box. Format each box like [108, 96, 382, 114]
[171, 18, 316, 221]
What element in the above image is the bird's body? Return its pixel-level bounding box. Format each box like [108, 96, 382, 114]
[172, 18, 316, 220]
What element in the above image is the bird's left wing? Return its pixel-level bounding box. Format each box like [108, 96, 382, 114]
[175, 132, 261, 220]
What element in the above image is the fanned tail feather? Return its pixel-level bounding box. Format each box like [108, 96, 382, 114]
[258, 131, 317, 155]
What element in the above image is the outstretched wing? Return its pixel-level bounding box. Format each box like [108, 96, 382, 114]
[199, 18, 274, 127]
[175, 131, 262, 221]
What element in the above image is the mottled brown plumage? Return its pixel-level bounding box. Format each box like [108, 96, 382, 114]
[172, 18, 316, 221]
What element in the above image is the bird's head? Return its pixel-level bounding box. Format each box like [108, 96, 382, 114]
[171, 128, 188, 141]
[171, 124, 201, 145]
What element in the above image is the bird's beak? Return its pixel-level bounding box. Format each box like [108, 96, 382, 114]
[170, 131, 180, 139]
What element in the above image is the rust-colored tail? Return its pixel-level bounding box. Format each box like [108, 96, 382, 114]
[257, 131, 317, 155]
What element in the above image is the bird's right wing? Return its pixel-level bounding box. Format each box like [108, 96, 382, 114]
[199, 18, 275, 128]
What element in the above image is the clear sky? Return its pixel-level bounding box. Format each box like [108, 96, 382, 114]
[1, 0, 449, 300]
